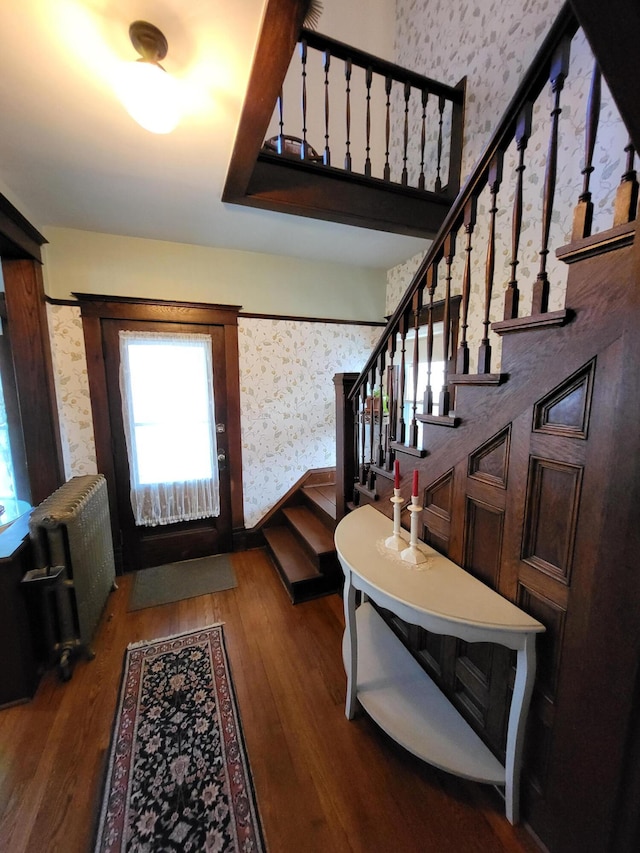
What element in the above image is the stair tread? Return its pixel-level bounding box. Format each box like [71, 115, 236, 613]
[302, 483, 337, 521]
[263, 526, 321, 582]
[282, 505, 336, 555]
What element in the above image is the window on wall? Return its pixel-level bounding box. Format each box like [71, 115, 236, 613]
[118, 330, 220, 527]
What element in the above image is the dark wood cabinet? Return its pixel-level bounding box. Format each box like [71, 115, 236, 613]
[0, 514, 40, 707]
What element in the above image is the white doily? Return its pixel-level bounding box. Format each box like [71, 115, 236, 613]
[375, 538, 434, 571]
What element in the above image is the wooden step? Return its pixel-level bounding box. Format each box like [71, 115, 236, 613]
[263, 526, 339, 604]
[302, 482, 336, 523]
[282, 505, 336, 561]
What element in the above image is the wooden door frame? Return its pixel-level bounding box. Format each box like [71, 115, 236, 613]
[76, 294, 244, 570]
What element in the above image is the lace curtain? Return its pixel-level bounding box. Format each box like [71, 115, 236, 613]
[119, 330, 220, 527]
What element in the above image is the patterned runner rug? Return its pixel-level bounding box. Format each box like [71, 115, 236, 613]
[94, 625, 265, 852]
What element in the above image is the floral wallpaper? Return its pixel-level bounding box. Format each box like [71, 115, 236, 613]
[387, 3, 628, 374]
[238, 318, 381, 527]
[46, 306, 380, 529]
[46, 304, 97, 477]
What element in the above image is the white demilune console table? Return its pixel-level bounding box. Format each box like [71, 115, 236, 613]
[334, 504, 545, 824]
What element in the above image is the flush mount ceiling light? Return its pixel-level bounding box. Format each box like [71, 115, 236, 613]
[116, 20, 181, 134]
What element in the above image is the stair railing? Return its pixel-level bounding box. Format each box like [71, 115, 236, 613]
[263, 28, 465, 198]
[336, 2, 638, 513]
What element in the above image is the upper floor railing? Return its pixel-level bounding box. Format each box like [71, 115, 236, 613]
[262, 28, 465, 199]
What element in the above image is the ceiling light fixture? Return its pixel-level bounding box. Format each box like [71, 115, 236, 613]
[117, 20, 181, 134]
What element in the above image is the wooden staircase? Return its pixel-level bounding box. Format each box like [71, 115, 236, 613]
[262, 471, 342, 603]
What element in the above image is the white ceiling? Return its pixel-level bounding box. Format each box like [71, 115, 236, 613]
[0, 0, 428, 270]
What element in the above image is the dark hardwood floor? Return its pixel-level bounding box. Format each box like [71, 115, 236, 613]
[0, 549, 540, 852]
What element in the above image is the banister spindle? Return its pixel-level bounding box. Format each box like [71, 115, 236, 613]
[419, 89, 429, 190]
[365, 67, 373, 177]
[439, 233, 456, 417]
[533, 38, 571, 315]
[384, 77, 392, 182]
[376, 351, 386, 467]
[402, 81, 411, 186]
[345, 58, 353, 172]
[423, 265, 437, 415]
[277, 88, 285, 155]
[367, 366, 376, 489]
[409, 289, 423, 447]
[386, 334, 397, 459]
[323, 49, 331, 166]
[396, 313, 408, 443]
[504, 103, 533, 320]
[613, 139, 639, 226]
[479, 152, 504, 374]
[359, 385, 367, 485]
[572, 60, 601, 240]
[300, 39, 309, 160]
[435, 95, 445, 192]
[457, 198, 477, 374]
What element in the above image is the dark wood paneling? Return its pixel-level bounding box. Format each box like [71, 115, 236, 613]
[0, 194, 46, 262]
[532, 357, 595, 438]
[2, 259, 64, 503]
[521, 456, 583, 584]
[468, 425, 511, 488]
[463, 496, 504, 588]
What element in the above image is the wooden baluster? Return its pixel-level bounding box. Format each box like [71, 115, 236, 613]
[572, 61, 601, 240]
[479, 152, 504, 374]
[419, 89, 429, 190]
[435, 95, 445, 192]
[323, 49, 331, 166]
[396, 313, 408, 443]
[614, 140, 639, 226]
[402, 82, 411, 186]
[277, 88, 285, 155]
[345, 58, 353, 172]
[365, 67, 373, 177]
[504, 103, 533, 320]
[359, 384, 367, 485]
[532, 38, 571, 315]
[351, 392, 359, 503]
[423, 265, 437, 415]
[457, 198, 477, 374]
[384, 77, 392, 182]
[409, 288, 423, 447]
[300, 39, 308, 161]
[385, 333, 397, 464]
[367, 367, 376, 489]
[439, 233, 456, 417]
[376, 351, 386, 466]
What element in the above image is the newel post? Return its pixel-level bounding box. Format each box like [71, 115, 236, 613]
[334, 373, 359, 522]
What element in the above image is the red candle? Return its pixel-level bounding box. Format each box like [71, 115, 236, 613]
[412, 469, 419, 497]
[394, 459, 400, 489]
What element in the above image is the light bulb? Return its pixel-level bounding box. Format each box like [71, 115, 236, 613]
[116, 60, 181, 134]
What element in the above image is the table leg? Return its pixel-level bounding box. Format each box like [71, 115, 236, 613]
[343, 570, 358, 719]
[505, 634, 537, 824]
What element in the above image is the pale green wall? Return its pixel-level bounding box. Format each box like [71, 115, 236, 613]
[42, 227, 386, 322]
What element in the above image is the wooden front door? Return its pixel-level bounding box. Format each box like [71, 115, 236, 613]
[79, 297, 243, 572]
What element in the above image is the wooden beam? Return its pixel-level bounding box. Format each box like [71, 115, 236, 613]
[242, 156, 452, 238]
[222, 0, 309, 202]
[569, 0, 640, 154]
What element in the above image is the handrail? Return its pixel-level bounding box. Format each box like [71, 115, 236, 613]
[349, 1, 578, 400]
[300, 28, 465, 104]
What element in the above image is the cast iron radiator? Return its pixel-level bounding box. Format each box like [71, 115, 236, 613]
[27, 474, 116, 679]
